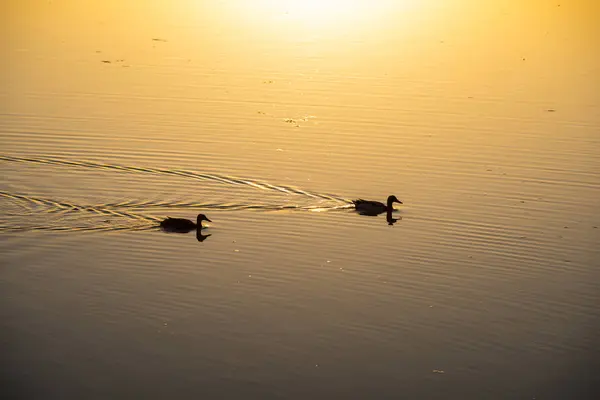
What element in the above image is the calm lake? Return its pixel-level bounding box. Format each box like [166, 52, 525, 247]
[2, 1, 599, 399]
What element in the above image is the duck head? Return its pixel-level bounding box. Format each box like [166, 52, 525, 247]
[196, 214, 212, 225]
[387, 195, 403, 205]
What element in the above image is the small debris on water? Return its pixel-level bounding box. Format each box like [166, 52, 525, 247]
[547, 109, 556, 112]
[283, 116, 314, 127]
[152, 38, 167, 42]
[101, 59, 125, 64]
[432, 370, 445, 374]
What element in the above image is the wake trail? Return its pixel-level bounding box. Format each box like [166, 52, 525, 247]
[1, 155, 352, 203]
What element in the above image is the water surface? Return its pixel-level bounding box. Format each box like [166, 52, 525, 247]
[2, 1, 599, 399]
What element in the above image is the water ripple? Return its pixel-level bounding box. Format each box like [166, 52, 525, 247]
[0, 191, 354, 233]
[1, 155, 352, 203]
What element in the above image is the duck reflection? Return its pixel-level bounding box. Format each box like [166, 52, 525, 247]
[386, 210, 401, 226]
[196, 231, 212, 242]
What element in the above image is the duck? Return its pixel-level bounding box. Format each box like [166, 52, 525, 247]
[160, 213, 212, 233]
[353, 195, 402, 216]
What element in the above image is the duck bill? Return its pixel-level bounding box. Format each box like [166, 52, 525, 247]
[205, 217, 212, 222]
[396, 200, 403, 204]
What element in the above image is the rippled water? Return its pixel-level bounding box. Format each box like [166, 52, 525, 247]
[2, 1, 599, 399]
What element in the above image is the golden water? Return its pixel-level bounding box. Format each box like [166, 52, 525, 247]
[2, 1, 599, 398]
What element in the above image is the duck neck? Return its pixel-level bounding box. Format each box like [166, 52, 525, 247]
[386, 198, 394, 210]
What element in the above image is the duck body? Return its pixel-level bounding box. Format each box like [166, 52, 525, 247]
[160, 214, 211, 233]
[353, 195, 402, 216]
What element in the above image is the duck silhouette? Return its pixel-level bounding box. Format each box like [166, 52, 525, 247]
[353, 195, 402, 216]
[160, 213, 212, 233]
